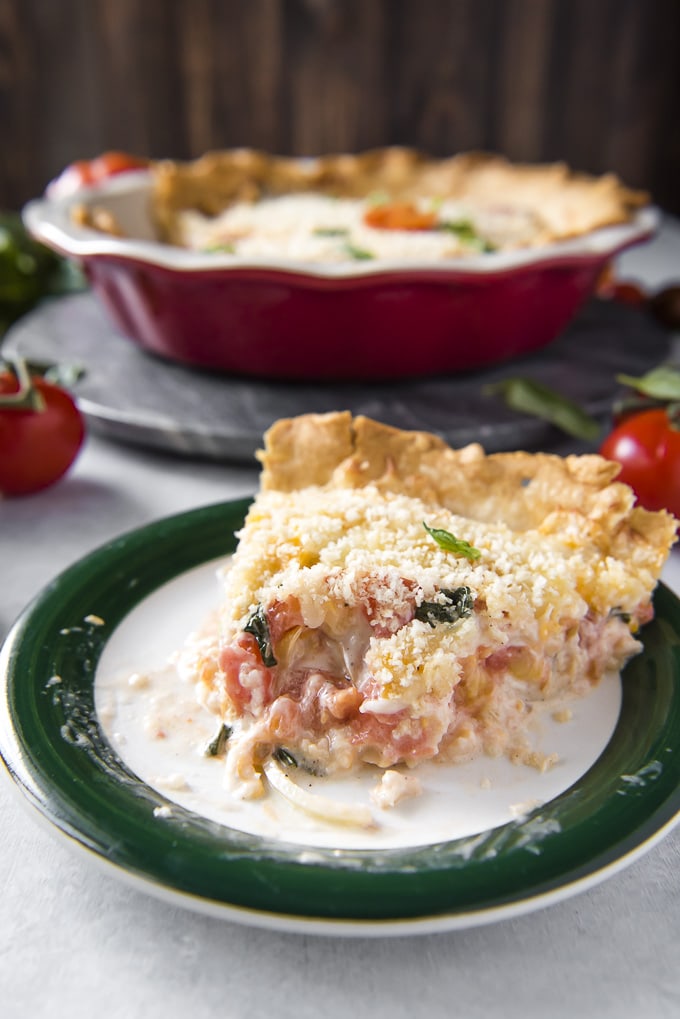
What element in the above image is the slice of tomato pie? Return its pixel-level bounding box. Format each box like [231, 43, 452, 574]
[187, 412, 676, 798]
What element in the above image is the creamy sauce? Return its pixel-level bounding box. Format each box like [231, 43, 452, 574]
[94, 558, 623, 851]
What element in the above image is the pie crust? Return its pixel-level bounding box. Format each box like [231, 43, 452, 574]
[258, 411, 675, 566]
[150, 148, 648, 249]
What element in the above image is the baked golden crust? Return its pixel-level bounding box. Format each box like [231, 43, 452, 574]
[150, 147, 648, 248]
[71, 202, 125, 237]
[258, 411, 676, 574]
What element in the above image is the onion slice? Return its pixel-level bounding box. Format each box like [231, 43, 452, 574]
[263, 757, 376, 829]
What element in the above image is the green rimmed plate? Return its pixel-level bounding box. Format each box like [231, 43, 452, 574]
[1, 499, 679, 936]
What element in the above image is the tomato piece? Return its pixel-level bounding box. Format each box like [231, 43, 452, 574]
[89, 151, 150, 180]
[46, 151, 149, 199]
[650, 285, 680, 330]
[599, 408, 680, 518]
[0, 370, 85, 496]
[363, 201, 438, 231]
[595, 267, 647, 306]
[611, 281, 647, 307]
[45, 160, 97, 198]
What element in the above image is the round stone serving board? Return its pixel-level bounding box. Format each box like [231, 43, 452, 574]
[3, 291, 671, 463]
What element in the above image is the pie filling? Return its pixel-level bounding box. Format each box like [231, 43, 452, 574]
[213, 591, 642, 795]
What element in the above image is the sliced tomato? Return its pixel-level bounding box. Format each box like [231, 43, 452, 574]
[363, 201, 438, 231]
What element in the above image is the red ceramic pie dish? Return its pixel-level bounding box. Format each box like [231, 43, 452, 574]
[23, 170, 658, 382]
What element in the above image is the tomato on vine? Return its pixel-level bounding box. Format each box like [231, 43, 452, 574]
[600, 408, 680, 518]
[598, 367, 680, 520]
[0, 360, 85, 496]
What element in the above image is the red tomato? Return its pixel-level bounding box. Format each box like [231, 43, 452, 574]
[46, 151, 149, 199]
[599, 408, 680, 518]
[594, 266, 647, 305]
[611, 281, 647, 307]
[89, 151, 149, 179]
[0, 370, 85, 496]
[363, 202, 438, 231]
[650, 285, 680, 330]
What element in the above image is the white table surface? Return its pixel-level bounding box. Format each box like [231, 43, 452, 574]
[2, 222, 680, 1019]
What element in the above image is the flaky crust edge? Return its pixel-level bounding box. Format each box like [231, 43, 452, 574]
[149, 147, 649, 246]
[257, 411, 676, 579]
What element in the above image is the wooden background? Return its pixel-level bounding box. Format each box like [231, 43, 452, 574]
[1, 0, 679, 213]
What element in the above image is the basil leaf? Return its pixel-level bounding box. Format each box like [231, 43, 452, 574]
[273, 747, 298, 769]
[616, 366, 680, 402]
[415, 586, 474, 627]
[366, 190, 390, 206]
[438, 219, 495, 252]
[203, 242, 236, 254]
[485, 378, 601, 441]
[243, 605, 277, 667]
[204, 723, 232, 757]
[439, 218, 478, 239]
[423, 522, 481, 561]
[344, 241, 375, 260]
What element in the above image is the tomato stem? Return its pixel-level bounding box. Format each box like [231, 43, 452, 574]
[0, 358, 46, 412]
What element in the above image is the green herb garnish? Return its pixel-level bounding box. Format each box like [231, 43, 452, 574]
[344, 241, 375, 261]
[438, 219, 496, 252]
[204, 723, 232, 757]
[366, 190, 390, 206]
[484, 378, 601, 441]
[244, 605, 277, 667]
[273, 747, 298, 769]
[423, 522, 481, 561]
[415, 586, 474, 627]
[203, 242, 236, 254]
[313, 227, 349, 238]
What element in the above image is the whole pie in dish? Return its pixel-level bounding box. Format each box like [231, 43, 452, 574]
[181, 413, 676, 802]
[76, 147, 649, 262]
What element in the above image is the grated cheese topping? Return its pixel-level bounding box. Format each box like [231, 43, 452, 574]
[218, 483, 653, 711]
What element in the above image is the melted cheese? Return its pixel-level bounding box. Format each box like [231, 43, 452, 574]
[217, 484, 649, 712]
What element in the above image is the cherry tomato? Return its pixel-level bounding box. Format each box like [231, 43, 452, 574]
[46, 151, 149, 199]
[594, 266, 647, 306]
[611, 281, 646, 307]
[649, 285, 680, 330]
[89, 151, 149, 179]
[599, 408, 680, 518]
[0, 368, 85, 496]
[363, 202, 438, 231]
